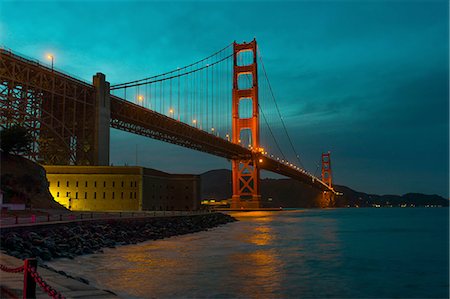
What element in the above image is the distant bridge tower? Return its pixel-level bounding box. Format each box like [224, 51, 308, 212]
[321, 152, 334, 207]
[321, 152, 332, 187]
[231, 39, 261, 209]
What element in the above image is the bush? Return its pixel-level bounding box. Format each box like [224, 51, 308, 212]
[0, 125, 32, 155]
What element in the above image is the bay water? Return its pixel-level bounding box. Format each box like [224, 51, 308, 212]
[47, 208, 449, 298]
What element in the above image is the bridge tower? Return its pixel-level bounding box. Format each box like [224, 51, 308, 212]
[231, 39, 261, 209]
[321, 152, 334, 207]
[321, 152, 332, 187]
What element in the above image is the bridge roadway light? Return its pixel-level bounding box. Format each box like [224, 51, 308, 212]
[259, 158, 263, 163]
[169, 108, 174, 117]
[46, 54, 54, 71]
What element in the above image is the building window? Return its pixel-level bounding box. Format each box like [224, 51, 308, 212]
[103, 192, 106, 199]
[85, 181, 88, 187]
[57, 181, 60, 187]
[57, 192, 59, 197]
[94, 192, 96, 199]
[103, 181, 106, 188]
[112, 192, 115, 199]
[75, 192, 78, 199]
[121, 192, 124, 199]
[66, 181, 69, 187]
[94, 181, 97, 187]
[130, 192, 132, 199]
[134, 192, 136, 199]
[76, 181, 79, 187]
[121, 181, 124, 187]
[135, 181, 137, 187]
[66, 192, 70, 197]
[84, 192, 87, 199]
[185, 186, 189, 190]
[112, 181, 115, 187]
[130, 181, 133, 187]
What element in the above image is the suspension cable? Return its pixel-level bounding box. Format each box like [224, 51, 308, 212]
[258, 49, 304, 168]
[111, 43, 233, 88]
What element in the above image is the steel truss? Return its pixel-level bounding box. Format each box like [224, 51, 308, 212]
[0, 49, 96, 165]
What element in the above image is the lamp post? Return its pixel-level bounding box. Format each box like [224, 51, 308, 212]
[137, 95, 144, 106]
[46, 54, 54, 71]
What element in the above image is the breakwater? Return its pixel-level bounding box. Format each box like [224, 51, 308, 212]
[1, 213, 236, 264]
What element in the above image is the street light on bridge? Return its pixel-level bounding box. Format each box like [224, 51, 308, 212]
[46, 54, 54, 71]
[137, 95, 144, 106]
[169, 108, 174, 117]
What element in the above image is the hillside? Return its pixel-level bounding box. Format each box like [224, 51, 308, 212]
[1, 153, 66, 209]
[200, 169, 449, 208]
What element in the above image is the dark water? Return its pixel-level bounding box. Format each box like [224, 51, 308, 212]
[48, 208, 449, 298]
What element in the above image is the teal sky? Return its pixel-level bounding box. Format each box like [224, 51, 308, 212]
[1, 0, 448, 197]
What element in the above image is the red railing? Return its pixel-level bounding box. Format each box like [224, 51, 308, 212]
[0, 258, 65, 299]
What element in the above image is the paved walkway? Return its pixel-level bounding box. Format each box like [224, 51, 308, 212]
[0, 253, 117, 298]
[1, 210, 212, 228]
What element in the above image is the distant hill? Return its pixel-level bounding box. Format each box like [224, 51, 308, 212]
[1, 154, 66, 210]
[200, 169, 449, 208]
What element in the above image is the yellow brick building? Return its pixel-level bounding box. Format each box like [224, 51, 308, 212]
[44, 166, 200, 212]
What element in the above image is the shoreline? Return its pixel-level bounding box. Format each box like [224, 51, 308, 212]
[1, 212, 236, 264]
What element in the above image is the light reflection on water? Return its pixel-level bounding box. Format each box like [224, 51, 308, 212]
[47, 208, 449, 298]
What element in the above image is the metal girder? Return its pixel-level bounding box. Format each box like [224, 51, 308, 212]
[0, 49, 96, 165]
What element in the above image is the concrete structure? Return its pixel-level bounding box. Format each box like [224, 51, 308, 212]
[44, 166, 200, 211]
[93, 73, 111, 166]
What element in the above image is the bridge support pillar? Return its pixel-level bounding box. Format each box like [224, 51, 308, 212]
[93, 73, 110, 166]
[321, 152, 334, 207]
[230, 39, 261, 209]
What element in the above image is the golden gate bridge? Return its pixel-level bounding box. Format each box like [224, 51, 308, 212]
[0, 39, 335, 208]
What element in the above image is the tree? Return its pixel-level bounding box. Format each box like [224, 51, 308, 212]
[0, 125, 32, 155]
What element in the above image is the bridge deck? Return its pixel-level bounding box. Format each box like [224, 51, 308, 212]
[1, 48, 334, 193]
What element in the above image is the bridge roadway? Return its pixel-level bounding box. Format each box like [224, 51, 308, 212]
[110, 96, 333, 192]
[0, 48, 334, 193]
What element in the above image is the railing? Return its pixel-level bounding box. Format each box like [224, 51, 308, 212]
[0, 210, 212, 227]
[0, 258, 65, 299]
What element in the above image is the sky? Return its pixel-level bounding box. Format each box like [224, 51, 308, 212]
[1, 0, 448, 197]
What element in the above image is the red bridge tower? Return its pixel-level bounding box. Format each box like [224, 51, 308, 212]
[321, 152, 332, 187]
[231, 39, 261, 209]
[321, 152, 334, 207]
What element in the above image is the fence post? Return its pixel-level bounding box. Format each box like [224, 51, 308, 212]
[23, 258, 37, 299]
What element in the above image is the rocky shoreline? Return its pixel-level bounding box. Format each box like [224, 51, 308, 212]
[1, 213, 236, 266]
